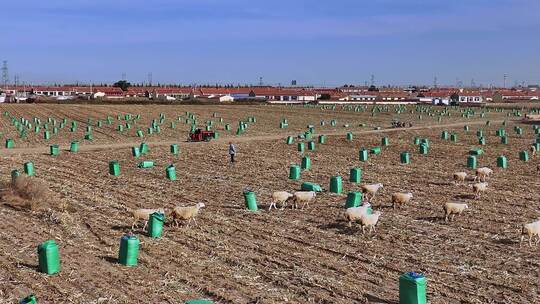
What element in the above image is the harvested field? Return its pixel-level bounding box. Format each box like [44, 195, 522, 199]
[1, 104, 539, 303]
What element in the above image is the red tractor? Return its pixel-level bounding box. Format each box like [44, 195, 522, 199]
[188, 128, 215, 142]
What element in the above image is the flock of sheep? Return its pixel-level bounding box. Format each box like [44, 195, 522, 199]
[127, 141, 540, 248]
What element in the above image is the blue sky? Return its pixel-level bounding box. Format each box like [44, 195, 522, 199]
[1, 0, 539, 86]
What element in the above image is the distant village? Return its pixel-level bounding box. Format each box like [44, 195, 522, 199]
[1, 83, 539, 105]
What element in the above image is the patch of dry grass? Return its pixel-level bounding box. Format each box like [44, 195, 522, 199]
[1, 175, 67, 211]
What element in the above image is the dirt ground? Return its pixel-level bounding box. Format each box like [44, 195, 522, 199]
[0, 104, 539, 304]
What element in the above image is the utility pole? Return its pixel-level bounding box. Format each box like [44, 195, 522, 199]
[148, 72, 153, 86]
[433, 76, 438, 89]
[503, 74, 507, 88]
[122, 72, 127, 81]
[258, 76, 263, 86]
[370, 74, 375, 87]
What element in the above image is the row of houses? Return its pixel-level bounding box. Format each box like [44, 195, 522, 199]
[1, 85, 539, 104]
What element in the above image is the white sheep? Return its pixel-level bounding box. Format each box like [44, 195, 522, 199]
[443, 202, 468, 222]
[359, 211, 382, 233]
[269, 191, 294, 210]
[172, 203, 205, 227]
[361, 183, 383, 202]
[131, 208, 165, 230]
[475, 167, 493, 182]
[344, 204, 372, 227]
[292, 191, 316, 209]
[520, 220, 540, 247]
[453, 172, 468, 185]
[391, 192, 413, 209]
[472, 182, 488, 199]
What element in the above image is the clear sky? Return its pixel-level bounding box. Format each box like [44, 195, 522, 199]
[2, 0, 539, 87]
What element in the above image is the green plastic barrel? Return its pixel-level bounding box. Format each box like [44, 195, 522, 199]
[441, 131, 449, 140]
[497, 155, 507, 168]
[213, 131, 219, 139]
[346, 132, 353, 141]
[464, 125, 469, 132]
[359, 149, 369, 162]
[381, 137, 389, 146]
[400, 152, 410, 164]
[501, 136, 508, 144]
[477, 130, 483, 137]
[419, 143, 428, 154]
[420, 139, 429, 148]
[38, 240, 60, 275]
[140, 143, 149, 154]
[297, 142, 305, 152]
[301, 182, 322, 192]
[243, 191, 258, 211]
[147, 212, 165, 238]
[225, 124, 231, 131]
[84, 133, 93, 140]
[289, 165, 301, 180]
[43, 131, 50, 140]
[69, 141, 79, 153]
[478, 137, 486, 145]
[118, 235, 139, 266]
[413, 137, 420, 145]
[345, 192, 362, 208]
[450, 133, 457, 142]
[308, 141, 315, 151]
[138, 161, 154, 168]
[467, 155, 477, 169]
[350, 168, 362, 183]
[136, 130, 144, 137]
[469, 148, 483, 156]
[329, 176, 342, 194]
[5, 138, 14, 148]
[11, 169, 20, 183]
[304, 131, 311, 140]
[519, 151, 529, 162]
[516, 128, 523, 135]
[286, 136, 294, 144]
[399, 272, 427, 304]
[170, 144, 179, 155]
[49, 145, 59, 156]
[166, 165, 176, 180]
[370, 147, 381, 154]
[301, 156, 311, 170]
[19, 295, 37, 304]
[132, 146, 140, 157]
[318, 135, 326, 144]
[109, 161, 120, 176]
[24, 162, 35, 176]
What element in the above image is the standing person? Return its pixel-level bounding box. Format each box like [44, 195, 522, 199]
[228, 142, 236, 163]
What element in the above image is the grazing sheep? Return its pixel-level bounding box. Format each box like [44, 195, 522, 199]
[472, 182, 488, 199]
[391, 192, 413, 209]
[453, 172, 468, 185]
[443, 202, 468, 222]
[475, 167, 493, 182]
[132, 208, 165, 230]
[520, 220, 540, 247]
[344, 204, 372, 227]
[269, 191, 294, 210]
[292, 191, 316, 209]
[172, 203, 205, 227]
[359, 211, 382, 233]
[361, 183, 383, 202]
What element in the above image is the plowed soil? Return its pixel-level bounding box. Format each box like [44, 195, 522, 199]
[0, 104, 539, 304]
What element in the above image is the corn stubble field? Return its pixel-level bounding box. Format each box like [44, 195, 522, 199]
[0, 104, 539, 304]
